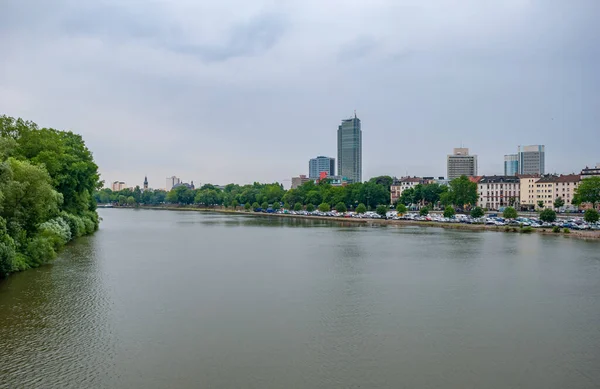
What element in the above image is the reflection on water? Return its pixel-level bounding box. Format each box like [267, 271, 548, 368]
[1, 209, 600, 389]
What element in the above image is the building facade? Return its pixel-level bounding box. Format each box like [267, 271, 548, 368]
[390, 177, 425, 204]
[477, 176, 520, 210]
[111, 181, 127, 191]
[447, 148, 477, 180]
[166, 176, 181, 191]
[337, 114, 362, 183]
[291, 175, 311, 189]
[309, 156, 335, 179]
[518, 145, 545, 175]
[554, 175, 581, 211]
[518, 174, 540, 209]
[504, 154, 519, 176]
[581, 163, 600, 178]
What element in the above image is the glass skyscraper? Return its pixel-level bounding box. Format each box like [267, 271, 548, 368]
[504, 154, 519, 176]
[518, 145, 545, 175]
[309, 156, 335, 179]
[337, 114, 362, 183]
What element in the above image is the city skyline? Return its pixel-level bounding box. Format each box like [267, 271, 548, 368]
[2, 1, 598, 187]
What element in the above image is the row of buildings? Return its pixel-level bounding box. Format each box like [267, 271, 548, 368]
[391, 163, 600, 211]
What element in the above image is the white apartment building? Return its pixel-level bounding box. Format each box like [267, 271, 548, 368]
[477, 176, 520, 210]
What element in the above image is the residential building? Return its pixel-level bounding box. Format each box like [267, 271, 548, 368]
[447, 148, 477, 180]
[581, 163, 600, 178]
[504, 154, 519, 176]
[166, 176, 181, 191]
[518, 145, 545, 175]
[534, 175, 558, 209]
[390, 177, 425, 204]
[291, 175, 311, 189]
[518, 174, 540, 210]
[554, 175, 581, 211]
[111, 181, 127, 191]
[143, 176, 148, 190]
[309, 156, 335, 179]
[337, 113, 362, 183]
[477, 176, 520, 210]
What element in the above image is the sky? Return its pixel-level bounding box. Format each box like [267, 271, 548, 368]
[1, 0, 598, 189]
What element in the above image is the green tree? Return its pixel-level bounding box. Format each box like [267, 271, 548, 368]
[470, 206, 485, 218]
[399, 187, 415, 205]
[376, 205, 388, 217]
[318, 203, 330, 212]
[126, 196, 136, 206]
[448, 176, 477, 209]
[554, 197, 565, 210]
[306, 203, 315, 212]
[503, 207, 517, 219]
[252, 202, 260, 210]
[335, 202, 347, 213]
[396, 203, 407, 215]
[272, 202, 280, 210]
[230, 199, 239, 210]
[369, 176, 394, 192]
[283, 202, 290, 210]
[356, 203, 367, 214]
[584, 209, 599, 224]
[260, 201, 268, 210]
[539, 208, 557, 223]
[294, 202, 303, 211]
[244, 202, 251, 211]
[573, 177, 600, 208]
[419, 207, 429, 216]
[537, 200, 545, 209]
[443, 206, 455, 218]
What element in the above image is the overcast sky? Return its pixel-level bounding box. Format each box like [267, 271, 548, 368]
[1, 0, 598, 189]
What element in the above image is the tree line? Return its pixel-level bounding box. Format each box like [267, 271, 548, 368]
[0, 115, 101, 278]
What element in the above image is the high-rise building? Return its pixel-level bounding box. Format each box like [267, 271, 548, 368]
[337, 113, 362, 183]
[166, 176, 181, 191]
[518, 145, 545, 175]
[291, 175, 311, 189]
[504, 154, 519, 176]
[447, 148, 477, 180]
[309, 156, 335, 179]
[111, 181, 127, 191]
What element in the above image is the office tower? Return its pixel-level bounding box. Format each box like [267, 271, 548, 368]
[447, 148, 478, 180]
[337, 113, 362, 183]
[518, 145, 545, 175]
[309, 156, 335, 179]
[504, 154, 519, 176]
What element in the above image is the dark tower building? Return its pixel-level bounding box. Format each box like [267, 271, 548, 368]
[143, 176, 148, 190]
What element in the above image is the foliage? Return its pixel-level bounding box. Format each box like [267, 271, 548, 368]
[244, 202, 251, 211]
[306, 204, 315, 212]
[283, 202, 290, 210]
[443, 206, 455, 218]
[355, 203, 366, 214]
[573, 177, 600, 207]
[539, 208, 557, 223]
[503, 207, 517, 219]
[261, 201, 268, 210]
[563, 228, 570, 233]
[293, 203, 303, 212]
[447, 176, 478, 209]
[272, 202, 280, 210]
[335, 202, 347, 213]
[396, 203, 407, 215]
[252, 202, 260, 210]
[520, 226, 533, 233]
[470, 207, 484, 218]
[552, 226, 561, 233]
[553, 197, 565, 210]
[419, 207, 429, 216]
[537, 200, 544, 209]
[584, 209, 599, 224]
[318, 203, 330, 212]
[376, 205, 388, 217]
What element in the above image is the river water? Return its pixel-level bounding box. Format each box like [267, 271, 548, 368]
[1, 209, 600, 388]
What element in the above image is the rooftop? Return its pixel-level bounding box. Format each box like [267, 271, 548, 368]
[479, 175, 519, 183]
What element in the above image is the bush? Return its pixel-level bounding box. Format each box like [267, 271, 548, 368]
[470, 206, 484, 218]
[563, 228, 570, 233]
[503, 207, 517, 219]
[244, 202, 251, 211]
[552, 226, 561, 233]
[335, 202, 347, 213]
[584, 209, 599, 224]
[318, 203, 330, 212]
[539, 209, 557, 223]
[504, 226, 511, 232]
[306, 203, 315, 212]
[252, 202, 260, 210]
[419, 207, 429, 216]
[356, 203, 367, 214]
[376, 205, 388, 217]
[283, 202, 290, 210]
[293, 203, 303, 212]
[443, 206, 455, 218]
[39, 217, 72, 248]
[25, 236, 57, 267]
[520, 226, 533, 233]
[0, 233, 17, 277]
[261, 202, 268, 210]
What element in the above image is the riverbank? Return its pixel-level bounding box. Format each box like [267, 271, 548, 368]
[119, 205, 600, 240]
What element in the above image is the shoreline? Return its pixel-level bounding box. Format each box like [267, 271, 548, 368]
[106, 205, 600, 241]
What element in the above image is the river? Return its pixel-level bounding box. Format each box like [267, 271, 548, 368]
[1, 209, 600, 388]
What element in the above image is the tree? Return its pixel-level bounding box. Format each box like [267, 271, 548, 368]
[369, 176, 394, 192]
[573, 177, 600, 208]
[419, 207, 429, 216]
[261, 201, 268, 210]
[283, 202, 290, 210]
[448, 176, 477, 209]
[252, 202, 260, 210]
[230, 199, 239, 209]
[244, 202, 251, 211]
[376, 205, 388, 217]
[306, 203, 315, 212]
[356, 203, 366, 214]
[396, 203, 407, 215]
[539, 208, 556, 223]
[470, 206, 485, 218]
[126, 196, 136, 206]
[537, 200, 545, 209]
[335, 202, 347, 213]
[399, 187, 415, 206]
[554, 197, 565, 210]
[503, 207, 517, 219]
[294, 203, 303, 212]
[584, 209, 599, 224]
[443, 206, 455, 218]
[272, 202, 280, 210]
[318, 203, 330, 212]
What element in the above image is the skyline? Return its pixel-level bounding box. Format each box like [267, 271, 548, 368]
[1, 0, 598, 188]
